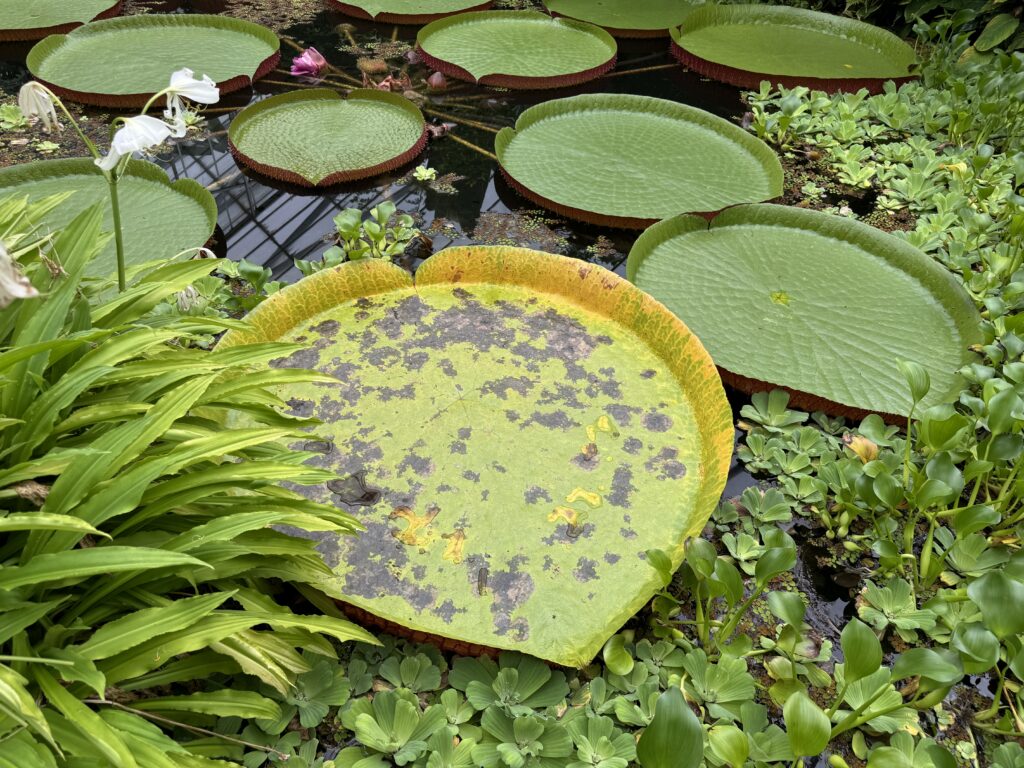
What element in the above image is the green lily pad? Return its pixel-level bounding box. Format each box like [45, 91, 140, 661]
[0, 0, 120, 41]
[627, 205, 982, 418]
[219, 247, 733, 666]
[416, 11, 617, 89]
[670, 5, 918, 93]
[330, 0, 492, 24]
[495, 93, 782, 228]
[229, 89, 427, 187]
[27, 14, 280, 107]
[0, 158, 217, 277]
[544, 0, 694, 37]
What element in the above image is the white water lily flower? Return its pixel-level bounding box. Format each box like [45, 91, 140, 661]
[0, 242, 38, 308]
[17, 82, 60, 132]
[163, 68, 219, 137]
[95, 115, 174, 172]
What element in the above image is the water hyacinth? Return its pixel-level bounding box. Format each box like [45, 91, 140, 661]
[291, 46, 327, 78]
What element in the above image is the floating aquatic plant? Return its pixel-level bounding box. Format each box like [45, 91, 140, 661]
[543, 0, 694, 38]
[0, 0, 121, 41]
[330, 0, 493, 24]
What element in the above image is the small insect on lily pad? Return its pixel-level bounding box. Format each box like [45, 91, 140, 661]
[27, 14, 280, 107]
[0, 158, 217, 277]
[670, 5, 918, 93]
[495, 93, 783, 228]
[228, 89, 427, 187]
[544, 0, 695, 38]
[416, 10, 617, 89]
[628, 205, 983, 419]
[0, 0, 121, 41]
[219, 246, 733, 666]
[330, 0, 493, 24]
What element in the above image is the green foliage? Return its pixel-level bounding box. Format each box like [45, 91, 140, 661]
[299, 202, 418, 275]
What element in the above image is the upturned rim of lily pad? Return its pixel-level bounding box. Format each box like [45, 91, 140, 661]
[219, 246, 734, 665]
[329, 0, 494, 24]
[26, 14, 280, 108]
[416, 10, 618, 90]
[227, 88, 428, 187]
[0, 0, 122, 42]
[669, 4, 918, 95]
[543, 0, 694, 38]
[628, 204, 983, 420]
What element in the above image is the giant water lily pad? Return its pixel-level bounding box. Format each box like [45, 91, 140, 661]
[495, 93, 782, 228]
[27, 14, 279, 107]
[330, 0, 492, 24]
[416, 11, 617, 89]
[544, 0, 694, 37]
[670, 5, 918, 93]
[0, 158, 217, 277]
[628, 205, 982, 418]
[220, 247, 733, 666]
[228, 89, 427, 187]
[0, 0, 120, 41]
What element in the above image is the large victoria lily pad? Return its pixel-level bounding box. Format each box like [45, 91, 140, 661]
[495, 94, 782, 228]
[27, 15, 279, 107]
[544, 0, 694, 37]
[0, 0, 120, 41]
[229, 89, 427, 187]
[416, 11, 617, 89]
[0, 158, 217, 277]
[628, 205, 982, 418]
[330, 0, 492, 24]
[670, 5, 918, 93]
[220, 247, 733, 666]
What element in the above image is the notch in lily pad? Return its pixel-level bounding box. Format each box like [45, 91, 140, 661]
[218, 246, 733, 666]
[228, 89, 427, 187]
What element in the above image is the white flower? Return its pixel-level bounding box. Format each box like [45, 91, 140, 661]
[95, 115, 173, 172]
[17, 82, 60, 132]
[0, 242, 38, 308]
[163, 68, 219, 137]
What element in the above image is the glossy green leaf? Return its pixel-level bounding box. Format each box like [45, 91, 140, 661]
[0, 547, 209, 591]
[841, 619, 882, 684]
[708, 724, 749, 768]
[891, 648, 962, 684]
[219, 247, 733, 666]
[496, 94, 782, 226]
[782, 692, 831, 758]
[602, 635, 634, 676]
[0, 159, 216, 276]
[967, 571, 1024, 639]
[636, 686, 703, 768]
[417, 11, 615, 84]
[544, 0, 694, 35]
[131, 690, 281, 720]
[975, 13, 1019, 51]
[229, 89, 425, 186]
[629, 205, 982, 417]
[28, 14, 278, 103]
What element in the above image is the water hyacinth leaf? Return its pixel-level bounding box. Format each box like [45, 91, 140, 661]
[495, 94, 782, 228]
[782, 692, 831, 758]
[0, 159, 216, 277]
[670, 4, 918, 93]
[841, 619, 882, 684]
[0, 0, 120, 41]
[27, 14, 279, 107]
[767, 591, 805, 628]
[416, 11, 616, 89]
[708, 725, 749, 768]
[628, 205, 982, 418]
[229, 89, 427, 187]
[636, 686, 703, 768]
[602, 635, 634, 677]
[967, 571, 1024, 639]
[543, 0, 695, 38]
[890, 648, 962, 685]
[330, 0, 492, 24]
[218, 247, 732, 666]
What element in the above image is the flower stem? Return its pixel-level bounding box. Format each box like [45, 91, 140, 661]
[39, 85, 100, 160]
[106, 174, 126, 292]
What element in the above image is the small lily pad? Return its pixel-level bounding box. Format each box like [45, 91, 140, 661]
[27, 14, 280, 107]
[670, 5, 918, 93]
[416, 10, 617, 89]
[544, 0, 694, 37]
[228, 89, 427, 187]
[628, 205, 982, 418]
[0, 158, 217, 277]
[330, 0, 492, 24]
[495, 93, 782, 228]
[0, 0, 120, 41]
[219, 247, 733, 666]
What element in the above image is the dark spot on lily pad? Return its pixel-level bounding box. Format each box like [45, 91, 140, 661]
[574, 557, 598, 582]
[524, 486, 552, 505]
[642, 412, 673, 432]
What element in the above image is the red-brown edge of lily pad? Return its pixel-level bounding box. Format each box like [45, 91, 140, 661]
[34, 48, 281, 108]
[546, 11, 670, 39]
[0, 0, 123, 43]
[329, 0, 494, 24]
[228, 124, 429, 188]
[670, 40, 917, 96]
[417, 45, 617, 90]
